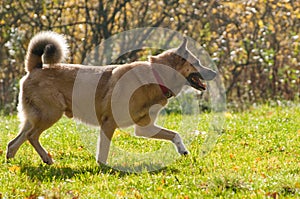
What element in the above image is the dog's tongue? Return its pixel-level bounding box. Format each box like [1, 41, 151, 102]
[192, 76, 206, 90]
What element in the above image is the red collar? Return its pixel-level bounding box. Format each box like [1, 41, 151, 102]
[151, 68, 173, 98]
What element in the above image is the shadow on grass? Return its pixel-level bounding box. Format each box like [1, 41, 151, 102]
[20, 163, 125, 182]
[20, 163, 179, 182]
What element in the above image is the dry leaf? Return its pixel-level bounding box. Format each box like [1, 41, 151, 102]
[9, 165, 21, 173]
[266, 192, 279, 199]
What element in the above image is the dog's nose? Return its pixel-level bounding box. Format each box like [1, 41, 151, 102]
[199, 67, 217, 81]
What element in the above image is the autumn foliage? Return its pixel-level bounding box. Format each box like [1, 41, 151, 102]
[0, 0, 299, 112]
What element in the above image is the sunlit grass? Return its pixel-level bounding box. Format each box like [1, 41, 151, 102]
[0, 104, 299, 198]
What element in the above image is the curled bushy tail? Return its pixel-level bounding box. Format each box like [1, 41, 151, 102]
[25, 31, 69, 72]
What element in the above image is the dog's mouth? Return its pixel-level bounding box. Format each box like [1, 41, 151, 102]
[187, 73, 206, 91]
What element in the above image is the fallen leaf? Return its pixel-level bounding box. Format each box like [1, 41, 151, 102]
[255, 157, 262, 162]
[233, 165, 239, 171]
[266, 192, 279, 199]
[25, 194, 38, 199]
[266, 111, 273, 118]
[47, 152, 52, 158]
[9, 165, 21, 173]
[116, 190, 125, 197]
[261, 173, 267, 178]
[132, 189, 142, 199]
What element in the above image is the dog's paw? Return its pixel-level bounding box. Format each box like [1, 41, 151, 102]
[6, 156, 12, 164]
[6, 152, 13, 160]
[97, 160, 109, 168]
[42, 153, 54, 165]
[6, 145, 17, 160]
[172, 134, 189, 156]
[178, 148, 189, 156]
[43, 159, 54, 165]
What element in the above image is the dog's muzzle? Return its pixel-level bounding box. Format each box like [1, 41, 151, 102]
[187, 72, 206, 91]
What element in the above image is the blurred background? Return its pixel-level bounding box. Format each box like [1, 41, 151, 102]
[0, 0, 299, 114]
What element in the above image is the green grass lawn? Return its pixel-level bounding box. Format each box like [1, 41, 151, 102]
[0, 104, 300, 198]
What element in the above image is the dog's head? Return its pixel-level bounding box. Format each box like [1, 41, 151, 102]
[149, 38, 217, 91]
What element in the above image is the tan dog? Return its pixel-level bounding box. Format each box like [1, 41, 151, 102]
[6, 31, 216, 165]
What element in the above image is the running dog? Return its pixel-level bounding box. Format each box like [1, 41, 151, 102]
[6, 31, 216, 165]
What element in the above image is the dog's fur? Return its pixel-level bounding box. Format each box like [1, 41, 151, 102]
[6, 31, 216, 165]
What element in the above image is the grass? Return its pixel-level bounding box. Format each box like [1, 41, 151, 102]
[0, 104, 300, 198]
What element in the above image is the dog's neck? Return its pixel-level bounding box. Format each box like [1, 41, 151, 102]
[149, 58, 187, 97]
[151, 67, 174, 98]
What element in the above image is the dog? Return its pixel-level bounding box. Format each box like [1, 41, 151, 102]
[6, 31, 216, 165]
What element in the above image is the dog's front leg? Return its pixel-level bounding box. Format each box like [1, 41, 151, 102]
[135, 125, 189, 155]
[96, 120, 116, 165]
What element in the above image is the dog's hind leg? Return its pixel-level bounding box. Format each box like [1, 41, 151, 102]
[26, 127, 54, 165]
[96, 118, 116, 165]
[26, 112, 63, 165]
[135, 125, 189, 155]
[6, 120, 32, 160]
[8, 110, 63, 164]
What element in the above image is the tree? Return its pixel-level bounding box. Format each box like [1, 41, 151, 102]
[0, 0, 299, 113]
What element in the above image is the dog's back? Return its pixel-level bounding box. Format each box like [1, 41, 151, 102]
[20, 32, 118, 124]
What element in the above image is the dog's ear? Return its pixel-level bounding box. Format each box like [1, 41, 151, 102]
[176, 37, 188, 57]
